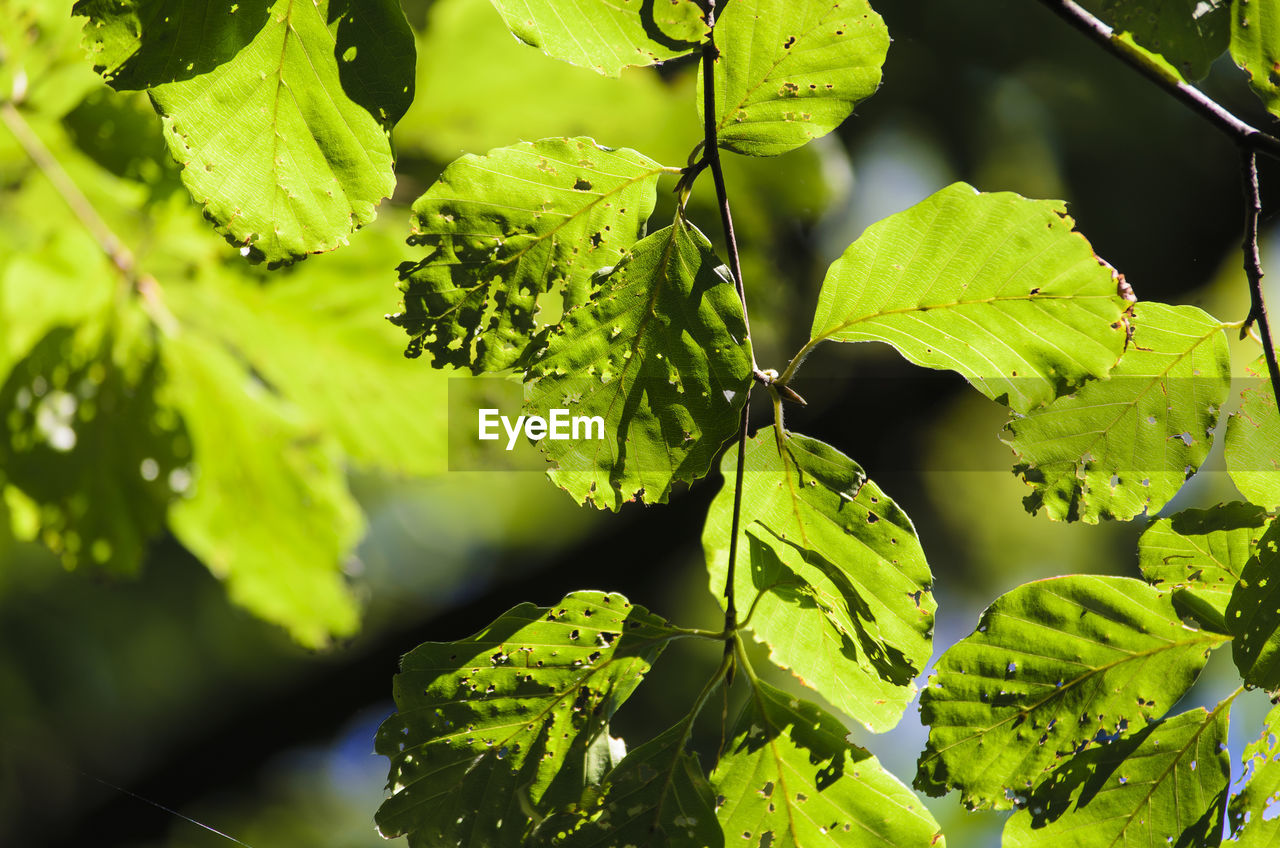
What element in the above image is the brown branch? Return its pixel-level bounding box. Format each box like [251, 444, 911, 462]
[1035, 0, 1280, 159]
[0, 101, 177, 333]
[701, 1, 753, 655]
[1241, 149, 1280, 411]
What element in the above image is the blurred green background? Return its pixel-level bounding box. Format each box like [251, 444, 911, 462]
[1, 0, 1277, 846]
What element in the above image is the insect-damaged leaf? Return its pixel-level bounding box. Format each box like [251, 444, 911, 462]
[74, 0, 415, 263]
[1229, 703, 1280, 844]
[1139, 502, 1271, 633]
[1003, 302, 1230, 523]
[916, 575, 1224, 810]
[699, 0, 889, 157]
[806, 183, 1129, 413]
[1230, 0, 1280, 120]
[374, 591, 675, 847]
[1081, 0, 1230, 80]
[488, 0, 706, 77]
[540, 721, 722, 847]
[1224, 358, 1280, 508]
[390, 138, 668, 374]
[712, 680, 942, 848]
[1003, 702, 1231, 848]
[1226, 519, 1280, 690]
[526, 218, 752, 511]
[703, 427, 935, 733]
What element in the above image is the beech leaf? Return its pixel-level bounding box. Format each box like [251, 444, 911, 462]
[526, 217, 753, 510]
[806, 183, 1130, 413]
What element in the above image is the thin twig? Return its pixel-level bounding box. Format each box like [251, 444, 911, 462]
[0, 100, 177, 333]
[1241, 149, 1280, 411]
[1035, 0, 1280, 160]
[701, 1, 753, 650]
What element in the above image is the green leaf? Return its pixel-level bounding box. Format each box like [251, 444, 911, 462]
[916, 575, 1224, 810]
[525, 217, 753, 510]
[487, 0, 706, 77]
[1081, 0, 1229, 80]
[162, 331, 363, 648]
[712, 679, 943, 848]
[1227, 519, 1280, 689]
[1003, 702, 1232, 848]
[74, 0, 415, 263]
[1003, 302, 1231, 523]
[1229, 703, 1280, 844]
[1139, 502, 1271, 633]
[703, 427, 935, 733]
[374, 591, 674, 847]
[0, 323, 188, 574]
[806, 183, 1130, 413]
[389, 138, 669, 373]
[1224, 358, 1280, 508]
[699, 0, 890, 157]
[541, 721, 723, 847]
[1230, 0, 1280, 118]
[165, 259, 448, 477]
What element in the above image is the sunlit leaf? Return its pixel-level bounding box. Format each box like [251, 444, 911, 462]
[712, 680, 943, 848]
[1004, 703, 1231, 847]
[806, 183, 1129, 413]
[526, 217, 752, 510]
[704, 426, 934, 733]
[0, 322, 188, 574]
[1230, 0, 1280, 119]
[1227, 520, 1280, 689]
[374, 591, 674, 847]
[699, 0, 889, 157]
[1224, 358, 1280, 508]
[1004, 302, 1230, 522]
[916, 575, 1224, 810]
[162, 332, 363, 648]
[487, 0, 706, 77]
[1229, 703, 1280, 844]
[390, 138, 668, 373]
[74, 0, 415, 263]
[166, 255, 448, 477]
[1082, 0, 1229, 80]
[542, 721, 723, 847]
[1139, 502, 1271, 633]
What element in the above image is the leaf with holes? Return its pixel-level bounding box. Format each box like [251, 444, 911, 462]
[1081, 0, 1229, 80]
[1229, 703, 1280, 844]
[1139, 502, 1271, 633]
[0, 323, 188, 575]
[488, 0, 706, 77]
[1224, 358, 1280, 508]
[162, 332, 363, 649]
[916, 575, 1224, 810]
[1230, 0, 1280, 118]
[804, 183, 1129, 413]
[389, 138, 669, 374]
[1003, 702, 1231, 847]
[541, 720, 723, 847]
[703, 427, 934, 733]
[712, 680, 942, 848]
[374, 591, 675, 848]
[1003, 302, 1230, 523]
[698, 0, 889, 157]
[74, 0, 415, 263]
[1226, 520, 1280, 690]
[525, 217, 752, 510]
